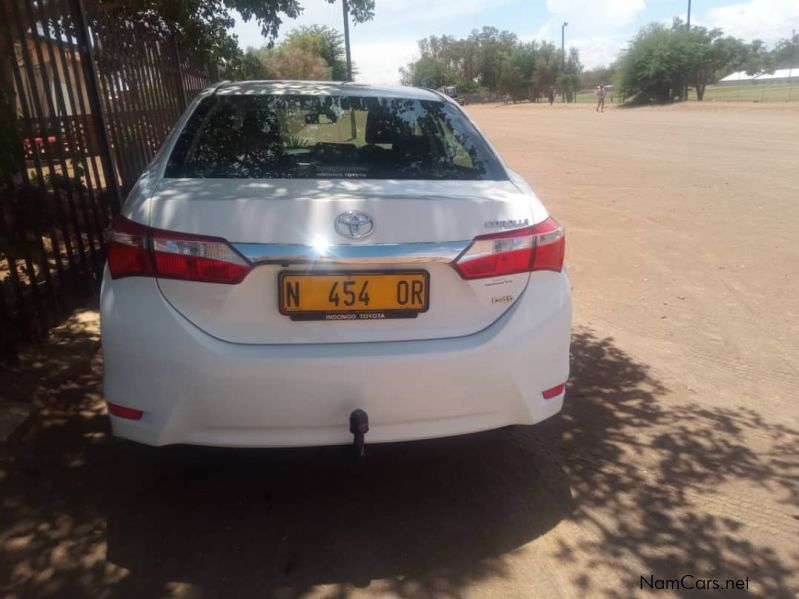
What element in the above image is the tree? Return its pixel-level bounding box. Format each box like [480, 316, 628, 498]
[558, 74, 581, 102]
[399, 57, 457, 89]
[283, 26, 351, 80]
[225, 51, 267, 80]
[582, 65, 616, 88]
[739, 39, 774, 76]
[399, 30, 578, 102]
[232, 0, 374, 47]
[772, 33, 799, 68]
[469, 27, 519, 90]
[618, 23, 695, 103]
[618, 19, 775, 104]
[680, 23, 756, 101]
[403, 28, 523, 94]
[246, 24, 352, 81]
[250, 44, 332, 80]
[533, 43, 561, 98]
[559, 47, 583, 102]
[497, 42, 539, 101]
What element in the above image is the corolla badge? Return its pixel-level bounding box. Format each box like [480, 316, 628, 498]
[335, 211, 375, 239]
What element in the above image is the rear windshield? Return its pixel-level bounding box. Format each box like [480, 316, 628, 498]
[164, 94, 506, 180]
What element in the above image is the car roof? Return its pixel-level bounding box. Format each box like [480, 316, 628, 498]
[215, 80, 444, 101]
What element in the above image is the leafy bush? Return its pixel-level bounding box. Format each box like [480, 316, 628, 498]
[617, 24, 692, 103]
[618, 19, 772, 103]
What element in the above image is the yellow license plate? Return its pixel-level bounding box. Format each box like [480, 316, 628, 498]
[279, 271, 429, 321]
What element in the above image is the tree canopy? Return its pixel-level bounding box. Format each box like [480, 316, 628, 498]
[249, 45, 331, 80]
[243, 25, 351, 81]
[97, 0, 374, 78]
[772, 33, 799, 68]
[283, 25, 350, 80]
[400, 29, 582, 102]
[617, 19, 776, 103]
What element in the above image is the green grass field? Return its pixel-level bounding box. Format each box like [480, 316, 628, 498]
[572, 82, 798, 104]
[689, 83, 797, 102]
[573, 90, 620, 104]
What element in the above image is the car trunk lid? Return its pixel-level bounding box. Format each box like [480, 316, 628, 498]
[148, 178, 544, 344]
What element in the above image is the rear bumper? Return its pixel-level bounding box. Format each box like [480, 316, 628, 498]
[101, 270, 571, 447]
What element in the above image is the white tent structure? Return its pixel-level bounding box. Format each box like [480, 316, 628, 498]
[718, 67, 799, 86]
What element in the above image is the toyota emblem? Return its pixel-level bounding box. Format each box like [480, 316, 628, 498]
[334, 211, 375, 240]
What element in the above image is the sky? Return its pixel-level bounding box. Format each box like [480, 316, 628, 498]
[232, 0, 799, 84]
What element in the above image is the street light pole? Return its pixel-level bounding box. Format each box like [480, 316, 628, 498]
[342, 0, 353, 81]
[687, 0, 691, 29]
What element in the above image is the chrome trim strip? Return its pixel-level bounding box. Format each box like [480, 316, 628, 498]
[232, 240, 471, 265]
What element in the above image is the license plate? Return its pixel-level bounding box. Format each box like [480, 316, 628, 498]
[279, 271, 429, 321]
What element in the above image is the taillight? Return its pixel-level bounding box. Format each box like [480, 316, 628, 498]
[106, 216, 154, 278]
[453, 216, 565, 279]
[106, 216, 250, 284]
[150, 228, 250, 284]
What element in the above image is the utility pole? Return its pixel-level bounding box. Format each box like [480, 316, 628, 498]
[342, 0, 353, 81]
[561, 21, 568, 103]
[684, 1, 692, 101]
[790, 28, 795, 101]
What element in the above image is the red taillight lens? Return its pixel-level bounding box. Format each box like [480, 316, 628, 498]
[542, 383, 566, 399]
[106, 217, 250, 284]
[530, 217, 566, 272]
[106, 216, 154, 278]
[151, 229, 250, 284]
[453, 216, 565, 279]
[107, 402, 144, 420]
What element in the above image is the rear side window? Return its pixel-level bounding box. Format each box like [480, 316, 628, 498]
[165, 94, 506, 180]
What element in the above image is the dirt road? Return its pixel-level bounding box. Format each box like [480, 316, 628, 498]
[2, 102, 798, 598]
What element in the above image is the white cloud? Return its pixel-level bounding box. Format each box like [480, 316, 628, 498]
[534, 0, 646, 67]
[541, 0, 646, 40]
[233, 0, 516, 49]
[344, 0, 512, 83]
[704, 0, 799, 44]
[366, 0, 514, 27]
[570, 34, 632, 68]
[233, 14, 266, 50]
[352, 40, 419, 84]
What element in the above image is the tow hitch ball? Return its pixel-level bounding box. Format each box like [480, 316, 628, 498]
[349, 409, 369, 459]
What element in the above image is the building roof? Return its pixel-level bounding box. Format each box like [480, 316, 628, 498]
[216, 80, 443, 101]
[719, 67, 799, 83]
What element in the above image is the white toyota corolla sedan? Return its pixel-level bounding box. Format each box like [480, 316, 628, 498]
[101, 81, 571, 450]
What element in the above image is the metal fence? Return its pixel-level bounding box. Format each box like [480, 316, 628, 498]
[0, 0, 217, 363]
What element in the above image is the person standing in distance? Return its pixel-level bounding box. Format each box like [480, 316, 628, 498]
[596, 83, 606, 113]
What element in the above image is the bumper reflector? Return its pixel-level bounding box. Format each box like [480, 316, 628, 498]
[107, 402, 144, 420]
[542, 383, 566, 399]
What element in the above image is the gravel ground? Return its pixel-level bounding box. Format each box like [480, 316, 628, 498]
[1, 101, 798, 598]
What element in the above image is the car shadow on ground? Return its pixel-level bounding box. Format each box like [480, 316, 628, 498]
[1, 323, 797, 597]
